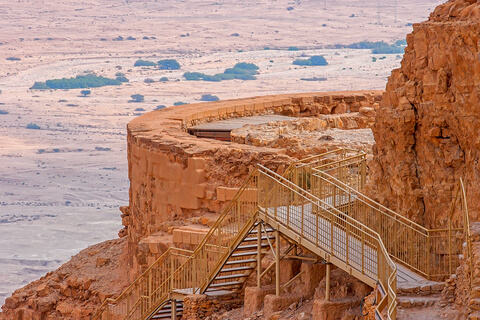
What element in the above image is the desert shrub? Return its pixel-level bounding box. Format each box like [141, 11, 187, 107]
[27, 123, 41, 129]
[155, 105, 166, 110]
[0, 90, 2, 94]
[158, 59, 180, 70]
[113, 36, 124, 41]
[80, 90, 91, 97]
[287, 6, 294, 11]
[293, 55, 328, 66]
[131, 94, 144, 102]
[231, 33, 240, 37]
[31, 74, 121, 90]
[288, 46, 299, 51]
[134, 60, 156, 67]
[300, 77, 327, 82]
[233, 62, 259, 71]
[126, 36, 136, 40]
[116, 76, 129, 82]
[183, 72, 205, 81]
[200, 94, 219, 101]
[134, 107, 145, 111]
[173, 102, 188, 106]
[346, 40, 405, 54]
[144, 78, 155, 83]
[0, 110, 8, 115]
[30, 82, 49, 90]
[202, 75, 222, 82]
[159, 77, 169, 82]
[6, 57, 21, 61]
[95, 146, 111, 151]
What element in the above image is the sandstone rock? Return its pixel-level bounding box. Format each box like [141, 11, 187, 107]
[35, 284, 49, 298]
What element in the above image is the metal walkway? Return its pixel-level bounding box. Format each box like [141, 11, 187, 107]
[92, 149, 470, 320]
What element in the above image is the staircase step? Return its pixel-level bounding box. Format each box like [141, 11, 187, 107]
[237, 243, 269, 250]
[155, 307, 184, 315]
[397, 296, 440, 308]
[209, 281, 243, 288]
[225, 258, 257, 265]
[219, 266, 255, 273]
[243, 236, 275, 242]
[249, 228, 274, 234]
[231, 251, 264, 258]
[213, 273, 250, 281]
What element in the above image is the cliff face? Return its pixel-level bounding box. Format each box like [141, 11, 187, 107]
[370, 0, 480, 227]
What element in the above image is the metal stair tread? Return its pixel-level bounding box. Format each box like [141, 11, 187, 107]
[213, 273, 249, 281]
[231, 251, 264, 257]
[209, 281, 243, 288]
[219, 266, 255, 273]
[225, 258, 257, 265]
[237, 243, 269, 250]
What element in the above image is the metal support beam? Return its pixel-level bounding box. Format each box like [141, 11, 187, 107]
[276, 229, 280, 296]
[257, 223, 262, 288]
[171, 300, 177, 320]
[326, 263, 331, 301]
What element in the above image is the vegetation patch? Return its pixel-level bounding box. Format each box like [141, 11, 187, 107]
[131, 94, 144, 102]
[300, 77, 327, 82]
[158, 59, 181, 70]
[134, 59, 156, 67]
[293, 55, 328, 66]
[200, 94, 219, 101]
[31, 74, 121, 90]
[344, 40, 406, 54]
[173, 102, 188, 106]
[27, 123, 41, 129]
[183, 62, 259, 82]
[0, 110, 8, 115]
[6, 57, 21, 61]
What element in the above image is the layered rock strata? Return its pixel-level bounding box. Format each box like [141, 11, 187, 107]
[370, 0, 480, 227]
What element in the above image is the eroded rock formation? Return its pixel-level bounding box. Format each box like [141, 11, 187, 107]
[370, 0, 480, 228]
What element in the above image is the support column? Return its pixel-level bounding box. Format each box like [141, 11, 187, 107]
[326, 263, 331, 301]
[275, 229, 280, 296]
[171, 300, 177, 320]
[257, 223, 262, 288]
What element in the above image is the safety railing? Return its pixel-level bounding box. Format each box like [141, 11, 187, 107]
[256, 165, 397, 320]
[311, 169, 464, 281]
[448, 178, 473, 284]
[283, 148, 366, 193]
[91, 247, 193, 320]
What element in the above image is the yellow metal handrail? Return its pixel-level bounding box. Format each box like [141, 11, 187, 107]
[91, 247, 193, 320]
[256, 165, 397, 320]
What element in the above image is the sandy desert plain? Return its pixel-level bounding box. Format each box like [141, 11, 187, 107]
[0, 0, 445, 306]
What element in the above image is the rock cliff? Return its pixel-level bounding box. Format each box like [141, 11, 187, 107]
[370, 0, 480, 228]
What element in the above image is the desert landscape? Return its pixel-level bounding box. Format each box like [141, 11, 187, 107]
[0, 0, 445, 309]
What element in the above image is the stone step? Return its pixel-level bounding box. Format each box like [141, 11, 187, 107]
[397, 296, 440, 308]
[468, 311, 480, 320]
[397, 282, 445, 296]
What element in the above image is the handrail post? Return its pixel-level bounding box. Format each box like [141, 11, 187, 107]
[448, 215, 452, 276]
[171, 300, 177, 320]
[427, 234, 431, 279]
[257, 222, 262, 288]
[275, 229, 280, 296]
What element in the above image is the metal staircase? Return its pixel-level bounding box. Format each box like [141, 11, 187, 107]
[92, 149, 471, 320]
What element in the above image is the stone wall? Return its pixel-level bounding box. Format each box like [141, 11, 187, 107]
[369, 0, 480, 227]
[123, 91, 381, 276]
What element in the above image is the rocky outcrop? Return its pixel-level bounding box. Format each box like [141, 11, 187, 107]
[369, 0, 480, 227]
[0, 238, 129, 320]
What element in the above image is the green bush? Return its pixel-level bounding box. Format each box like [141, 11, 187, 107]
[116, 76, 129, 82]
[159, 77, 169, 82]
[131, 94, 144, 102]
[288, 46, 299, 51]
[0, 110, 8, 115]
[134, 107, 145, 111]
[173, 102, 188, 106]
[31, 74, 121, 90]
[158, 59, 180, 70]
[293, 55, 328, 66]
[30, 82, 49, 90]
[80, 90, 91, 96]
[27, 123, 41, 129]
[233, 62, 259, 71]
[200, 94, 219, 101]
[144, 78, 155, 83]
[155, 105, 166, 110]
[346, 41, 405, 54]
[6, 57, 21, 61]
[134, 60, 156, 67]
[183, 62, 259, 82]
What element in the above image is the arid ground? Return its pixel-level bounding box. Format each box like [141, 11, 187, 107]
[0, 0, 444, 305]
